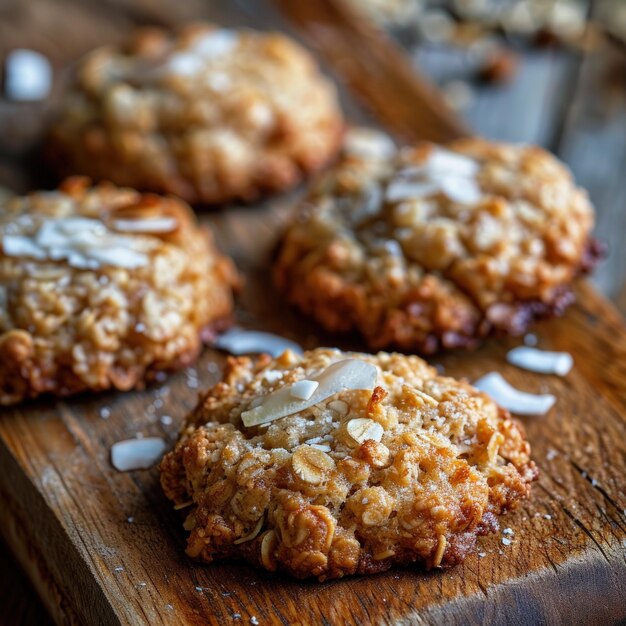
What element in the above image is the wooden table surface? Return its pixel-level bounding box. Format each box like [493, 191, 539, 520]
[0, 0, 624, 624]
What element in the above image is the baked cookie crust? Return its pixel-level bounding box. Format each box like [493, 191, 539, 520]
[0, 177, 237, 404]
[274, 129, 599, 353]
[48, 23, 344, 205]
[161, 348, 537, 581]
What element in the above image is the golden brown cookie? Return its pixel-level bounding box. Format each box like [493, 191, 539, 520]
[48, 23, 344, 205]
[274, 128, 600, 353]
[161, 348, 536, 580]
[0, 177, 237, 404]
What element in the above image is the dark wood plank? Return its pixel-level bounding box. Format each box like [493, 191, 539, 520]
[0, 539, 53, 626]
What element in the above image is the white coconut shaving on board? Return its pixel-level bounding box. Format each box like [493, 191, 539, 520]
[473, 372, 556, 416]
[111, 437, 166, 471]
[4, 49, 52, 101]
[506, 346, 573, 376]
[212, 328, 302, 357]
[242, 358, 377, 427]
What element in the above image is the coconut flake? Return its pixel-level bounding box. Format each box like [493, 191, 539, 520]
[166, 52, 204, 76]
[213, 328, 302, 357]
[193, 30, 238, 59]
[438, 175, 482, 204]
[86, 247, 148, 269]
[473, 372, 556, 416]
[262, 369, 284, 384]
[242, 359, 377, 427]
[388, 147, 482, 205]
[344, 128, 397, 160]
[4, 49, 52, 101]
[425, 147, 479, 177]
[2, 235, 47, 259]
[112, 217, 178, 234]
[506, 346, 573, 376]
[290, 380, 319, 400]
[111, 437, 166, 471]
[386, 179, 440, 202]
[2, 216, 153, 270]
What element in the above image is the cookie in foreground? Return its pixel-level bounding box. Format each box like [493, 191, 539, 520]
[48, 23, 344, 205]
[0, 177, 237, 404]
[160, 348, 537, 580]
[274, 128, 601, 353]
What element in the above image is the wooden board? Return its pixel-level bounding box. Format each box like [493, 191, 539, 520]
[1, 203, 626, 625]
[1, 0, 626, 624]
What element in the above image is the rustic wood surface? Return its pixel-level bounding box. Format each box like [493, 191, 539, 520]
[0, 0, 625, 624]
[1, 203, 626, 625]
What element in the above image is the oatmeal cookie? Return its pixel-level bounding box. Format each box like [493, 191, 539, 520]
[0, 177, 237, 404]
[161, 348, 537, 580]
[48, 23, 344, 205]
[274, 128, 599, 353]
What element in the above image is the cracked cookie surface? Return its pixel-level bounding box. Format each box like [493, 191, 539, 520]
[161, 348, 537, 580]
[0, 177, 237, 404]
[274, 129, 598, 353]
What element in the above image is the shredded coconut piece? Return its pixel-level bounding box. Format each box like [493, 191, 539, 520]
[507, 346, 573, 376]
[111, 437, 166, 471]
[473, 372, 556, 415]
[4, 49, 52, 101]
[242, 359, 377, 427]
[344, 127, 396, 160]
[2, 216, 153, 270]
[112, 216, 178, 234]
[213, 328, 302, 357]
[290, 379, 319, 400]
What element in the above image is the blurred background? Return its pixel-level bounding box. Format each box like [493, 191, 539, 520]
[0, 1, 624, 621]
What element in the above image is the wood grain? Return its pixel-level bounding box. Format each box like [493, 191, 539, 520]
[273, 0, 470, 143]
[0, 0, 625, 624]
[1, 200, 626, 625]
